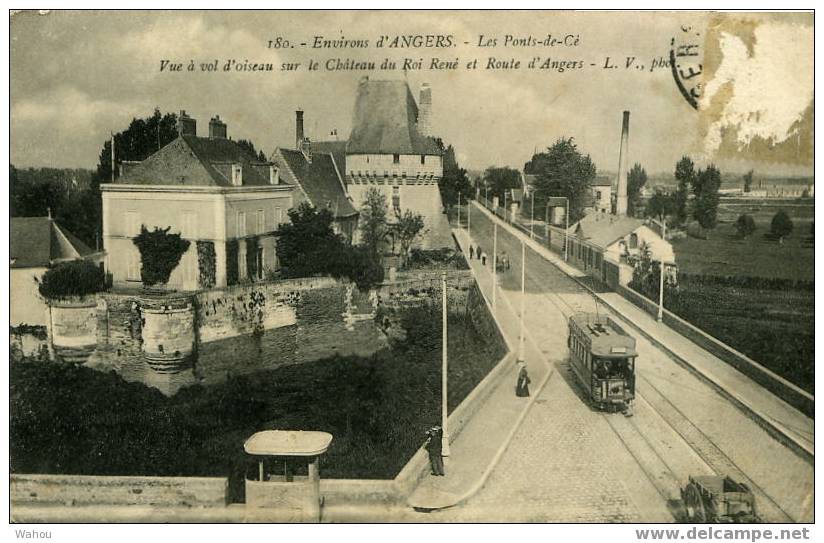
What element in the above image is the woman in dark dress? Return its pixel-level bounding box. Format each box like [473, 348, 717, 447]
[515, 361, 531, 397]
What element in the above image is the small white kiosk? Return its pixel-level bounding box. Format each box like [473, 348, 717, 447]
[243, 430, 333, 521]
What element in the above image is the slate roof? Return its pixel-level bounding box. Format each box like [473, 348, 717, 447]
[118, 135, 272, 187]
[572, 213, 644, 249]
[11, 217, 98, 268]
[347, 79, 441, 156]
[592, 175, 613, 187]
[273, 148, 358, 218]
[312, 140, 348, 176]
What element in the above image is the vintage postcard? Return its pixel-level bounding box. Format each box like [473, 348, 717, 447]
[7, 9, 815, 531]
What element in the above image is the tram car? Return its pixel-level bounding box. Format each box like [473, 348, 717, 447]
[567, 312, 637, 411]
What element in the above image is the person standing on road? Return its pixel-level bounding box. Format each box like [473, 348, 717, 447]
[515, 360, 531, 397]
[469, 245, 475, 259]
[424, 426, 445, 476]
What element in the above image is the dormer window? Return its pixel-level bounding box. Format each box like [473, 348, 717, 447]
[231, 164, 243, 186]
[269, 165, 279, 185]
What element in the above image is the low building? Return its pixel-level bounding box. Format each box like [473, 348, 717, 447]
[566, 211, 675, 288]
[591, 175, 613, 214]
[10, 215, 104, 325]
[102, 112, 293, 290]
[271, 127, 358, 242]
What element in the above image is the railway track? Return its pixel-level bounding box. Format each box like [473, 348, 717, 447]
[515, 249, 796, 522]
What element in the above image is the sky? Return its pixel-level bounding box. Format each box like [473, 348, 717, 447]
[10, 10, 813, 176]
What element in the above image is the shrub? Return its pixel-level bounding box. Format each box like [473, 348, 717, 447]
[132, 226, 190, 286]
[226, 240, 239, 286]
[37, 259, 105, 299]
[735, 214, 756, 237]
[770, 210, 794, 240]
[245, 237, 259, 281]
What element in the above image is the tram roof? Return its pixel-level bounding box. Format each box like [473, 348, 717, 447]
[570, 313, 637, 357]
[244, 430, 333, 457]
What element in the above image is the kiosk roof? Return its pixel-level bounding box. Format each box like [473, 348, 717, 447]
[244, 430, 333, 456]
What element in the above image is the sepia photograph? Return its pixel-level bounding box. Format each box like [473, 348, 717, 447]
[5, 7, 816, 533]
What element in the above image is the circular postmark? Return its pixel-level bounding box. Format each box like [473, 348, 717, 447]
[670, 25, 704, 110]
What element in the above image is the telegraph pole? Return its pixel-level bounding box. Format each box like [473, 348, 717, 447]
[657, 219, 666, 322]
[492, 222, 498, 310]
[530, 195, 535, 239]
[518, 239, 526, 362]
[441, 272, 450, 456]
[457, 191, 461, 228]
[564, 198, 569, 262]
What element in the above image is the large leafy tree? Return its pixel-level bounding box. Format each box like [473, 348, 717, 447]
[692, 164, 722, 230]
[524, 137, 596, 224]
[770, 210, 794, 243]
[438, 144, 473, 208]
[646, 191, 675, 221]
[627, 163, 648, 217]
[393, 209, 427, 268]
[359, 187, 389, 257]
[673, 156, 694, 225]
[482, 166, 521, 202]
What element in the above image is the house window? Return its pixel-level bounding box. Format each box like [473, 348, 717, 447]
[237, 211, 247, 237]
[596, 190, 602, 201]
[127, 249, 141, 281]
[629, 233, 638, 249]
[182, 211, 196, 239]
[274, 207, 283, 230]
[126, 211, 140, 237]
[420, 155, 426, 165]
[238, 243, 247, 280]
[393, 154, 400, 164]
[256, 209, 265, 234]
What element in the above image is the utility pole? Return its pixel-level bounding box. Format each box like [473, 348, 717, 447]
[657, 218, 666, 322]
[467, 197, 471, 236]
[530, 195, 535, 239]
[457, 191, 461, 228]
[564, 198, 569, 262]
[441, 272, 450, 456]
[492, 222, 498, 310]
[518, 239, 526, 363]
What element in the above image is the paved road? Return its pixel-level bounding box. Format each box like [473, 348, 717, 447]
[447, 205, 813, 522]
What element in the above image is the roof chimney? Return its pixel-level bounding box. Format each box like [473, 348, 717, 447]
[177, 110, 197, 137]
[209, 115, 227, 139]
[418, 83, 432, 137]
[615, 110, 630, 216]
[295, 110, 304, 151]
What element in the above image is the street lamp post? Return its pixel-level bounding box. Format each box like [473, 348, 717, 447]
[467, 195, 471, 236]
[457, 191, 461, 228]
[564, 198, 569, 262]
[503, 191, 508, 222]
[492, 222, 498, 310]
[441, 272, 450, 456]
[530, 194, 535, 239]
[657, 218, 666, 322]
[518, 239, 526, 363]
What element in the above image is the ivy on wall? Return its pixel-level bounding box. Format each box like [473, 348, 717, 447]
[246, 237, 259, 281]
[196, 241, 217, 289]
[226, 240, 239, 286]
[132, 226, 190, 286]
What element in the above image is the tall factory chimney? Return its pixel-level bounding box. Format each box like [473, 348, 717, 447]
[615, 110, 630, 216]
[418, 83, 432, 137]
[295, 109, 305, 150]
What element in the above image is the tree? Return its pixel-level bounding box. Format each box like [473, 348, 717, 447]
[132, 226, 191, 286]
[770, 210, 794, 243]
[37, 260, 106, 299]
[735, 214, 756, 238]
[692, 165, 722, 230]
[743, 170, 754, 193]
[673, 156, 695, 225]
[525, 137, 596, 224]
[438, 145, 473, 208]
[393, 210, 427, 268]
[646, 192, 675, 220]
[236, 139, 267, 162]
[359, 187, 389, 256]
[627, 163, 648, 217]
[276, 202, 384, 289]
[482, 166, 521, 202]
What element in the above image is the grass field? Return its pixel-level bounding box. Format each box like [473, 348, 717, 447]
[666, 278, 814, 394]
[672, 215, 814, 281]
[10, 305, 505, 501]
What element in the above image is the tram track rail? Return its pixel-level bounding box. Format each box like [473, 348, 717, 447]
[513, 250, 796, 522]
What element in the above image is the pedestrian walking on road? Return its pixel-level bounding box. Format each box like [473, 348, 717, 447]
[469, 245, 475, 259]
[476, 246, 483, 260]
[424, 426, 445, 476]
[481, 252, 487, 266]
[515, 360, 531, 397]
